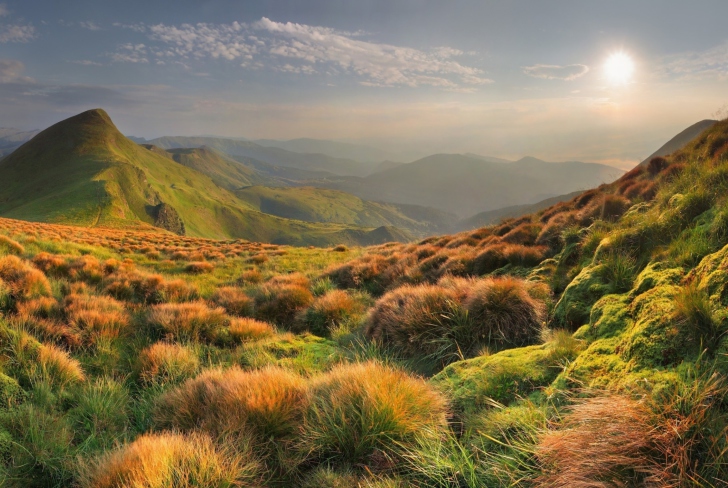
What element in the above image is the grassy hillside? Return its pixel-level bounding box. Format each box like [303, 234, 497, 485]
[236, 185, 453, 236]
[638, 119, 717, 166]
[0, 118, 727, 487]
[316, 153, 624, 217]
[0, 110, 411, 247]
[146, 135, 380, 177]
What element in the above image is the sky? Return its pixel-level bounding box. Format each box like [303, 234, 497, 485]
[1, 0, 727, 167]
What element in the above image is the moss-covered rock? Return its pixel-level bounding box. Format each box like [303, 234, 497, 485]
[587, 294, 632, 339]
[551, 264, 611, 329]
[689, 243, 728, 305]
[432, 344, 565, 415]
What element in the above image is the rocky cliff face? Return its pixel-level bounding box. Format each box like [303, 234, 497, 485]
[152, 203, 186, 235]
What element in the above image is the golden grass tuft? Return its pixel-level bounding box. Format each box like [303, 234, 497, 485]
[137, 342, 200, 385]
[184, 261, 214, 274]
[0, 235, 25, 255]
[155, 366, 309, 442]
[304, 361, 448, 466]
[146, 301, 227, 342]
[227, 317, 275, 343]
[255, 282, 314, 328]
[0, 255, 52, 301]
[210, 286, 253, 317]
[64, 293, 129, 344]
[38, 343, 86, 387]
[79, 432, 260, 488]
[300, 289, 361, 336]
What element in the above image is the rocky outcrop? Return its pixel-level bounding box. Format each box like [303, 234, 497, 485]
[151, 203, 186, 235]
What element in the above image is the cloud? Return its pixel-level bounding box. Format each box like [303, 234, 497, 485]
[0, 59, 31, 82]
[658, 42, 728, 80]
[70, 60, 103, 66]
[0, 4, 8, 17]
[0, 23, 36, 43]
[111, 43, 149, 64]
[523, 63, 590, 81]
[79, 21, 101, 31]
[111, 18, 491, 90]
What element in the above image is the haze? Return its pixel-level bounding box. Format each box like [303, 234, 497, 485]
[1, 0, 727, 168]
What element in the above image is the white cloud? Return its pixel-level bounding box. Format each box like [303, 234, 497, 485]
[111, 43, 149, 64]
[659, 42, 728, 80]
[254, 17, 492, 88]
[0, 23, 36, 43]
[111, 18, 491, 90]
[71, 60, 103, 66]
[79, 21, 101, 31]
[0, 59, 30, 82]
[523, 64, 590, 81]
[0, 4, 8, 17]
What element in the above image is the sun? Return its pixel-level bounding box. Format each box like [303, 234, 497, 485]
[604, 52, 635, 85]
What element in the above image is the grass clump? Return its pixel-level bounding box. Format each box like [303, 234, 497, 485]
[155, 366, 309, 444]
[137, 342, 200, 385]
[300, 289, 362, 337]
[146, 301, 227, 342]
[304, 361, 448, 467]
[0, 235, 25, 255]
[254, 281, 314, 328]
[210, 286, 253, 317]
[78, 432, 261, 488]
[0, 255, 52, 303]
[227, 317, 275, 343]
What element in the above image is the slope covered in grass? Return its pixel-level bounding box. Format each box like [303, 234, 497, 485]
[0, 118, 727, 487]
[0, 110, 411, 247]
[236, 185, 453, 236]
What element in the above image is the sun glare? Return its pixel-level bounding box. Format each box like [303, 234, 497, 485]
[604, 52, 635, 85]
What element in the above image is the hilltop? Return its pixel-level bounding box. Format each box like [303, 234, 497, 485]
[0, 110, 409, 246]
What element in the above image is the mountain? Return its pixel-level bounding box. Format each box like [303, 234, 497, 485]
[144, 135, 381, 177]
[235, 186, 454, 237]
[455, 190, 585, 231]
[639, 119, 718, 166]
[253, 137, 395, 163]
[142, 145, 275, 191]
[0, 109, 410, 246]
[463, 153, 513, 164]
[313, 154, 624, 218]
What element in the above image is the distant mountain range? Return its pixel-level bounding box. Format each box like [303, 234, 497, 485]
[305, 154, 625, 218]
[0, 111, 717, 244]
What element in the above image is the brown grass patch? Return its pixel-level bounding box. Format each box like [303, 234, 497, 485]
[146, 301, 227, 342]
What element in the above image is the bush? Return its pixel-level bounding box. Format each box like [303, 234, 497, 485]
[227, 317, 275, 343]
[464, 277, 546, 350]
[300, 289, 361, 336]
[78, 432, 260, 488]
[254, 282, 314, 327]
[146, 301, 227, 342]
[304, 361, 448, 466]
[137, 342, 200, 385]
[210, 286, 253, 317]
[155, 366, 309, 444]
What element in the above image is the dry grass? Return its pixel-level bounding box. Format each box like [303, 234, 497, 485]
[536, 394, 657, 487]
[0, 255, 52, 302]
[210, 286, 253, 317]
[254, 282, 314, 328]
[464, 277, 546, 349]
[38, 343, 86, 387]
[300, 289, 361, 336]
[79, 432, 260, 488]
[227, 317, 275, 343]
[64, 293, 129, 344]
[155, 366, 309, 443]
[305, 361, 448, 466]
[0, 235, 25, 255]
[104, 269, 198, 304]
[184, 261, 214, 274]
[137, 342, 200, 385]
[146, 301, 227, 342]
